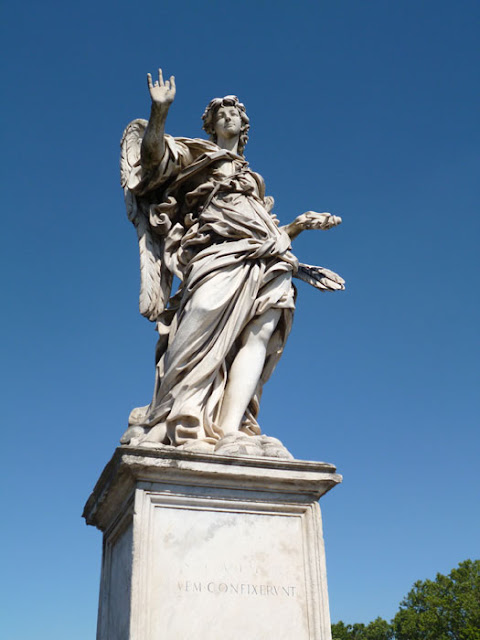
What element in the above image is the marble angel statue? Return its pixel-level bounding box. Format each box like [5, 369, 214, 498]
[119, 69, 344, 454]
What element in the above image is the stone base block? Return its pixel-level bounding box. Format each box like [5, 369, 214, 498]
[83, 445, 341, 640]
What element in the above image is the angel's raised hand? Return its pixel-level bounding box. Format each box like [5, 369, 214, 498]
[147, 68, 176, 107]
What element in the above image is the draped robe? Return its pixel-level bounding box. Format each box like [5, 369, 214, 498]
[127, 136, 298, 445]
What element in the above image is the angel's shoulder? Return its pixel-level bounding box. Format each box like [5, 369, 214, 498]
[172, 136, 218, 155]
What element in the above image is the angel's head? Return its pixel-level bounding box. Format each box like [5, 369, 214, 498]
[202, 96, 250, 156]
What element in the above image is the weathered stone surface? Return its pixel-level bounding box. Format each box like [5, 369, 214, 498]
[84, 446, 341, 640]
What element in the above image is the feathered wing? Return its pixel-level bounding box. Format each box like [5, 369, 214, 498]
[120, 119, 172, 321]
[295, 262, 345, 291]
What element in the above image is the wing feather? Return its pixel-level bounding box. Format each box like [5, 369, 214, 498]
[120, 119, 148, 188]
[120, 119, 172, 321]
[135, 206, 172, 320]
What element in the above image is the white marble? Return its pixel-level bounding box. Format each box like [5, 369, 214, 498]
[97, 523, 132, 640]
[119, 68, 345, 449]
[84, 446, 342, 640]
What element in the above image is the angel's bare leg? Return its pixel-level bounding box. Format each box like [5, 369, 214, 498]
[218, 308, 282, 434]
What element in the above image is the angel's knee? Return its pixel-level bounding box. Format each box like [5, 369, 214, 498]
[184, 289, 213, 319]
[241, 309, 281, 347]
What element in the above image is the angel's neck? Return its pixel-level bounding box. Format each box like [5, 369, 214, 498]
[216, 135, 239, 155]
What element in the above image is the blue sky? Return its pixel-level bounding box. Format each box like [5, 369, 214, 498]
[1, 0, 479, 636]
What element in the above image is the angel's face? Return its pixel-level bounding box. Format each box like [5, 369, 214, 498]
[213, 106, 242, 140]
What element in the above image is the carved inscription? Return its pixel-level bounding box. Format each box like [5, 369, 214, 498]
[177, 581, 297, 597]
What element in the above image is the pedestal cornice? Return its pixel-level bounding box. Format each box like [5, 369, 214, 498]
[83, 445, 342, 532]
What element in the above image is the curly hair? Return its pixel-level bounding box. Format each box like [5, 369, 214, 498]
[202, 95, 250, 156]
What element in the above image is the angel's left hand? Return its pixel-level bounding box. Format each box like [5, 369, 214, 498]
[297, 211, 342, 230]
[283, 211, 342, 240]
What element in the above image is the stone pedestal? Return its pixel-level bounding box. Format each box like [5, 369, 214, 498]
[83, 445, 341, 640]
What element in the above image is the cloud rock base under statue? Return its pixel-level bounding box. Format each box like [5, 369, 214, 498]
[126, 431, 295, 459]
[83, 442, 342, 640]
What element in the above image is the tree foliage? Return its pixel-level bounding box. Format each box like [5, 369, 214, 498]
[393, 559, 480, 640]
[332, 560, 480, 640]
[332, 617, 393, 640]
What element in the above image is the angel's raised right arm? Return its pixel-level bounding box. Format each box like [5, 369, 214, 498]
[141, 69, 176, 169]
